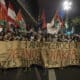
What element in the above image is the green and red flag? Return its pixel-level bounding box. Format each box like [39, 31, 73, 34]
[7, 2, 16, 26]
[16, 9, 23, 21]
[0, 0, 7, 32]
[55, 11, 64, 27]
[0, 0, 7, 26]
[47, 10, 64, 34]
[16, 9, 26, 32]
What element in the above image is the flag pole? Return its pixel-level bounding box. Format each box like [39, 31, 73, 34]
[17, 0, 37, 24]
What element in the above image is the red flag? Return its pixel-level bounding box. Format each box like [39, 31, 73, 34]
[41, 10, 47, 29]
[16, 9, 23, 21]
[0, 0, 7, 21]
[16, 9, 26, 26]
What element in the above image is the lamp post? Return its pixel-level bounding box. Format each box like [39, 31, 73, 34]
[62, 0, 72, 29]
[63, 0, 72, 20]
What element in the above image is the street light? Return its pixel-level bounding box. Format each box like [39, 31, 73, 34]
[63, 0, 72, 11]
[62, 0, 72, 29]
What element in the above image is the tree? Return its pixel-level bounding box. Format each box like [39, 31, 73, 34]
[71, 17, 80, 25]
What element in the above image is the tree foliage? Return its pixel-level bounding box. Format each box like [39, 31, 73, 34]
[72, 17, 80, 25]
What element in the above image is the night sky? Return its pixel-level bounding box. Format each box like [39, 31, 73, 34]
[21, 0, 80, 22]
[5, 0, 80, 22]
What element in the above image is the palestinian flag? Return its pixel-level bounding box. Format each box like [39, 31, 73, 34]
[55, 11, 64, 27]
[7, 2, 16, 26]
[47, 11, 63, 34]
[16, 9, 26, 32]
[0, 0, 7, 26]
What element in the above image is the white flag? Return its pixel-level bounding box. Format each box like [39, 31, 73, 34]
[8, 2, 16, 20]
[47, 23, 60, 34]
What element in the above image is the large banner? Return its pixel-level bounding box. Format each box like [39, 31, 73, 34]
[0, 41, 80, 68]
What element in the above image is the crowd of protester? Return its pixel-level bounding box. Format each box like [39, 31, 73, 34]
[0, 24, 80, 42]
